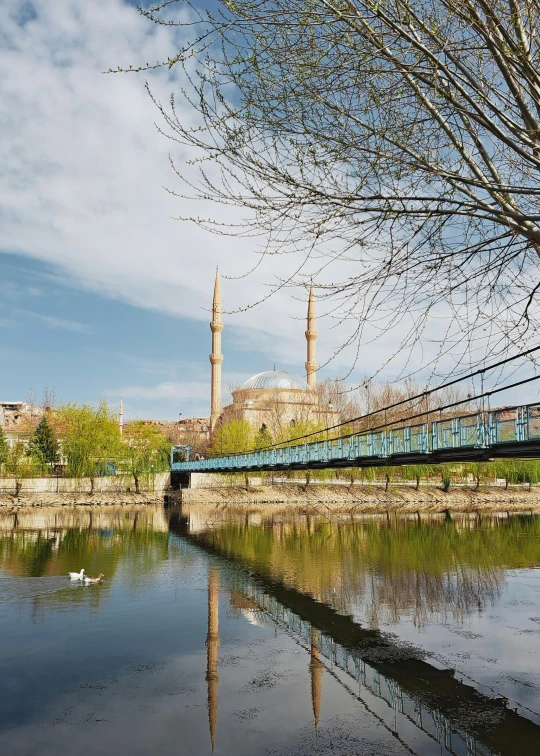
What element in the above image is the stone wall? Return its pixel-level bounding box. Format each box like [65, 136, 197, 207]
[0, 472, 170, 495]
[189, 472, 266, 489]
[0, 492, 165, 507]
[182, 483, 540, 513]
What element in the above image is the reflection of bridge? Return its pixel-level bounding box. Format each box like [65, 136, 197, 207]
[235, 578, 484, 756]
[167, 514, 540, 756]
[172, 402, 540, 474]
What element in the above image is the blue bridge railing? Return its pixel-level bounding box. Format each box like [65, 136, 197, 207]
[171, 402, 540, 473]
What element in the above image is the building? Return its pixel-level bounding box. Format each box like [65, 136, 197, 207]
[209, 271, 340, 436]
[0, 402, 44, 448]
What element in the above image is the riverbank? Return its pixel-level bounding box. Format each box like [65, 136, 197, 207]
[181, 483, 540, 513]
[0, 492, 165, 508]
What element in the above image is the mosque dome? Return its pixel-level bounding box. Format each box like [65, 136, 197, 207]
[240, 370, 313, 392]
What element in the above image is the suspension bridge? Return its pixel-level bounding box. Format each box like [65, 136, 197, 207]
[171, 398, 540, 475]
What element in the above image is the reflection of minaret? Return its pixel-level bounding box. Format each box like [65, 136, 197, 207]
[206, 567, 220, 751]
[119, 398, 124, 436]
[310, 627, 323, 728]
[305, 282, 318, 390]
[210, 269, 224, 432]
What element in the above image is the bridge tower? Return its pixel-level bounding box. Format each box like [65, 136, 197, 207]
[210, 269, 224, 432]
[305, 282, 318, 389]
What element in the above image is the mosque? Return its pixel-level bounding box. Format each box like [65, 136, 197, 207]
[209, 271, 339, 435]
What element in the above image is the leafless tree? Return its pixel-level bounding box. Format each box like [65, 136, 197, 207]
[42, 386, 57, 411]
[120, 0, 540, 377]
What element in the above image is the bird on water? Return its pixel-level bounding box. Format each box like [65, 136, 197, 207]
[68, 569, 85, 580]
[83, 573, 104, 585]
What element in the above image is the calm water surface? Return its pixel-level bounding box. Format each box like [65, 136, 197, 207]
[1, 504, 540, 755]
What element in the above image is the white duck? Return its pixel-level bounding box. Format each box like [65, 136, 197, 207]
[83, 573, 104, 585]
[68, 569, 85, 580]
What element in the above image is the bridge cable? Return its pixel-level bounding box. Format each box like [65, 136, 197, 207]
[216, 361, 540, 458]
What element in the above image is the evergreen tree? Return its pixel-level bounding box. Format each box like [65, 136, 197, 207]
[28, 416, 59, 466]
[0, 425, 9, 466]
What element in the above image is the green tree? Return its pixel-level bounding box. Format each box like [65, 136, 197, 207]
[123, 421, 170, 494]
[494, 459, 516, 490]
[439, 466, 452, 493]
[402, 464, 434, 491]
[6, 442, 39, 497]
[0, 426, 8, 469]
[275, 419, 325, 446]
[464, 462, 496, 490]
[254, 423, 272, 449]
[211, 420, 254, 456]
[58, 403, 122, 493]
[511, 460, 540, 491]
[27, 415, 59, 471]
[132, 1, 540, 370]
[342, 466, 362, 491]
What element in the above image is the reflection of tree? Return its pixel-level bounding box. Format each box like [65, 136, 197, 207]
[195, 513, 540, 628]
[0, 508, 170, 600]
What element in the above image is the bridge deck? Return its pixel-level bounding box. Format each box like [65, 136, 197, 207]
[171, 402, 540, 474]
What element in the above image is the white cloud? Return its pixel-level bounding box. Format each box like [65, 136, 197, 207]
[0, 0, 355, 375]
[1, 0, 467, 391]
[106, 380, 209, 402]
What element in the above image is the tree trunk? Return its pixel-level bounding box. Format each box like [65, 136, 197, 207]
[415, 475, 420, 491]
[385, 473, 390, 492]
[134, 475, 140, 494]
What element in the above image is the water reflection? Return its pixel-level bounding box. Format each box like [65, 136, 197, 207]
[206, 566, 220, 752]
[309, 627, 322, 729]
[224, 568, 490, 756]
[179, 506, 540, 756]
[185, 509, 540, 627]
[0, 507, 168, 578]
[1, 506, 540, 756]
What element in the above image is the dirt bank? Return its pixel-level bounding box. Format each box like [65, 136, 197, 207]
[181, 484, 540, 513]
[0, 492, 165, 508]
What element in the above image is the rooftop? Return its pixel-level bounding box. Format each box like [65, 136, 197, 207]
[239, 370, 312, 392]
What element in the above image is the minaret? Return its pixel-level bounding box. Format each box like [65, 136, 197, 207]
[119, 399, 124, 436]
[210, 269, 224, 432]
[305, 282, 318, 389]
[310, 627, 323, 729]
[206, 567, 220, 751]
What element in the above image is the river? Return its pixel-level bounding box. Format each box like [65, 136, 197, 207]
[0, 504, 539, 755]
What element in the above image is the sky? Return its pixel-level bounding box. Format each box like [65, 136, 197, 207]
[1, 0, 355, 420]
[1, 0, 539, 421]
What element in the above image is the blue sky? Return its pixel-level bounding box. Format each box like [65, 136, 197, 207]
[1, 0, 355, 420]
[0, 252, 313, 419]
[2, 0, 538, 420]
